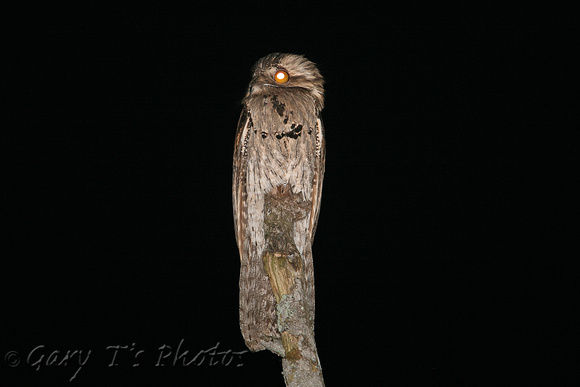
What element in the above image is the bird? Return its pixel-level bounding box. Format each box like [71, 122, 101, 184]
[232, 53, 325, 352]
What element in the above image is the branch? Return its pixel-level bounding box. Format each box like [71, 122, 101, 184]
[262, 186, 324, 386]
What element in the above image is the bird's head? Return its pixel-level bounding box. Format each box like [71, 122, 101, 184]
[245, 53, 325, 111]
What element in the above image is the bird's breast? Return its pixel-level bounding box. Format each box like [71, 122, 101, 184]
[248, 130, 314, 191]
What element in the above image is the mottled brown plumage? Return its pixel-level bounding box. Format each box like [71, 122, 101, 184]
[233, 53, 325, 352]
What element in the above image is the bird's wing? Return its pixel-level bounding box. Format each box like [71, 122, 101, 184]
[308, 116, 326, 241]
[233, 108, 252, 258]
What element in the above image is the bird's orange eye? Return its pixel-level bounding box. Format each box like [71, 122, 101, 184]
[274, 70, 289, 84]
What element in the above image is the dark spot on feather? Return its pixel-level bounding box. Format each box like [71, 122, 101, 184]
[275, 132, 283, 139]
[286, 124, 303, 139]
[261, 131, 268, 138]
[248, 114, 256, 133]
[270, 95, 285, 117]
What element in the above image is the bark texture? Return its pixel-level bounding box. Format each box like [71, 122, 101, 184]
[262, 188, 324, 386]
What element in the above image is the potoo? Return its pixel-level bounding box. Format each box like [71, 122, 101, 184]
[233, 53, 325, 352]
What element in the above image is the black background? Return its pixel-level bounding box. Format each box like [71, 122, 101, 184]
[2, 2, 574, 386]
